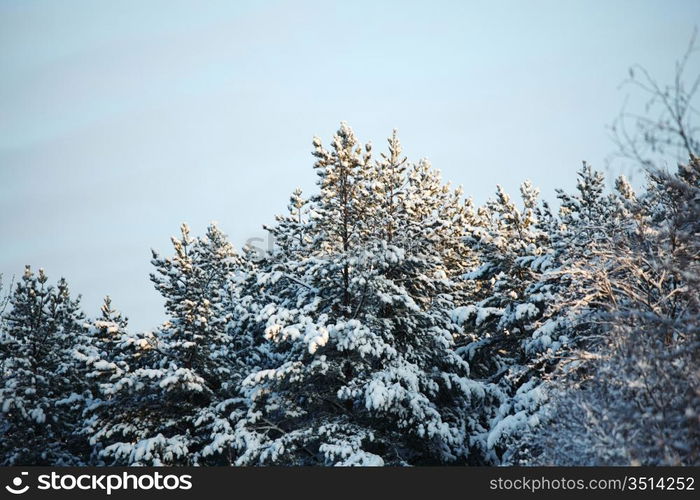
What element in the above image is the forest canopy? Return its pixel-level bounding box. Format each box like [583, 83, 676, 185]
[1, 49, 698, 466]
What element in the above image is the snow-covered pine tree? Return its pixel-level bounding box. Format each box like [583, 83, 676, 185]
[450, 181, 555, 461]
[369, 129, 407, 245]
[0, 266, 88, 465]
[74, 295, 132, 464]
[74, 295, 129, 373]
[232, 124, 500, 466]
[195, 227, 269, 465]
[85, 223, 243, 465]
[153, 223, 240, 386]
[265, 188, 312, 262]
[95, 296, 128, 338]
[529, 163, 636, 355]
[521, 157, 700, 465]
[309, 122, 374, 315]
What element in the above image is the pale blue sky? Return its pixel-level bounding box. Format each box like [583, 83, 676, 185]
[1, 0, 698, 330]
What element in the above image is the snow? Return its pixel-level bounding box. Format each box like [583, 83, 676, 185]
[92, 360, 116, 371]
[514, 303, 538, 321]
[304, 325, 329, 354]
[2, 126, 696, 467]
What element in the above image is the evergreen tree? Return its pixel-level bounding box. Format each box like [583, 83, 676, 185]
[265, 188, 312, 262]
[452, 181, 553, 461]
[1, 117, 696, 467]
[85, 223, 243, 465]
[522, 157, 700, 465]
[232, 124, 500, 466]
[0, 267, 87, 465]
[74, 295, 131, 464]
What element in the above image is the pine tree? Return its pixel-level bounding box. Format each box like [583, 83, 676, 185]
[74, 295, 131, 464]
[522, 157, 700, 465]
[265, 188, 312, 262]
[0, 267, 87, 465]
[450, 181, 556, 461]
[232, 124, 500, 465]
[85, 223, 243, 465]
